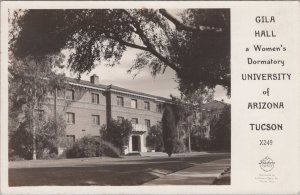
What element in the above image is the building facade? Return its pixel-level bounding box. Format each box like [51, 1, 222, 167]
[46, 74, 169, 153]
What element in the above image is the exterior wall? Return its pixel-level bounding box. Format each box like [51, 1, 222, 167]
[44, 78, 226, 154]
[108, 91, 163, 152]
[47, 86, 107, 141]
[45, 77, 171, 153]
[109, 92, 163, 125]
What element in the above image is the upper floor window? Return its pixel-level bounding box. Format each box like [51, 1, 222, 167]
[91, 93, 99, 104]
[145, 119, 151, 128]
[36, 109, 44, 120]
[66, 112, 75, 124]
[117, 96, 124, 106]
[66, 89, 74, 100]
[131, 99, 137, 109]
[57, 89, 64, 98]
[144, 101, 150, 110]
[156, 104, 162, 113]
[92, 115, 100, 125]
[131, 118, 138, 124]
[117, 116, 124, 123]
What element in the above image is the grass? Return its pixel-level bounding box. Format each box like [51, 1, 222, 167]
[9, 160, 192, 186]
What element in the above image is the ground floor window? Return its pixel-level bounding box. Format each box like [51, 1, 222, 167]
[145, 119, 151, 128]
[66, 135, 75, 147]
[66, 112, 75, 124]
[131, 118, 138, 124]
[92, 115, 100, 125]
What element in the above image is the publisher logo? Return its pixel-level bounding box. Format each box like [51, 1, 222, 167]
[259, 156, 275, 172]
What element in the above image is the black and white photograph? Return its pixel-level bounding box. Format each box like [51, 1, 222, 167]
[6, 7, 231, 186]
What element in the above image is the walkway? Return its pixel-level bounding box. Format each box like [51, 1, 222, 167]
[144, 158, 230, 185]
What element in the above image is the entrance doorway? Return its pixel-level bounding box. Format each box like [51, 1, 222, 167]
[132, 135, 140, 152]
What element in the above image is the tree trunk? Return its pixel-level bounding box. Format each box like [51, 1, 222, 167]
[32, 107, 37, 160]
[188, 127, 191, 152]
[32, 127, 37, 160]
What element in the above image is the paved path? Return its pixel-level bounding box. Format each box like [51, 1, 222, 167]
[144, 158, 230, 185]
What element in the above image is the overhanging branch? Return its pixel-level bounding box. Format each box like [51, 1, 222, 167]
[159, 9, 223, 33]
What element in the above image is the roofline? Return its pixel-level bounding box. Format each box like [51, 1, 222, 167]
[68, 81, 106, 91]
[66, 77, 171, 102]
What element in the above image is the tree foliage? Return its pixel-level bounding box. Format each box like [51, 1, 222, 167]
[9, 114, 66, 160]
[209, 105, 231, 151]
[8, 47, 66, 159]
[11, 9, 230, 94]
[170, 89, 214, 151]
[162, 105, 177, 157]
[146, 124, 164, 152]
[100, 119, 133, 153]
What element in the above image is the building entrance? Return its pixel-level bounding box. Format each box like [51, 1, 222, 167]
[132, 135, 140, 152]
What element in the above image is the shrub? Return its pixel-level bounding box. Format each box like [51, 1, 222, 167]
[66, 136, 99, 158]
[98, 141, 120, 158]
[190, 135, 211, 151]
[146, 124, 164, 152]
[66, 136, 120, 158]
[9, 114, 66, 160]
[40, 152, 58, 160]
[100, 119, 132, 154]
[9, 155, 25, 161]
[9, 121, 33, 160]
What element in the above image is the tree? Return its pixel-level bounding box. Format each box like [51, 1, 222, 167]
[8, 54, 66, 160]
[100, 119, 133, 154]
[171, 89, 214, 152]
[146, 124, 164, 152]
[209, 105, 231, 151]
[9, 113, 67, 160]
[11, 9, 230, 95]
[162, 105, 177, 157]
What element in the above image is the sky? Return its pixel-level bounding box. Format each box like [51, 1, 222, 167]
[62, 9, 230, 103]
[64, 47, 230, 103]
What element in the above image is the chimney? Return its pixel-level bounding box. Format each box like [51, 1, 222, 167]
[90, 74, 99, 85]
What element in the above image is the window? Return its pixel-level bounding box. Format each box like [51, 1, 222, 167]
[117, 116, 124, 123]
[131, 99, 137, 108]
[131, 118, 138, 124]
[66, 89, 74, 100]
[156, 104, 162, 113]
[66, 112, 75, 124]
[57, 90, 64, 98]
[117, 96, 124, 106]
[193, 111, 197, 118]
[144, 101, 150, 110]
[36, 109, 44, 120]
[92, 115, 100, 125]
[66, 135, 75, 147]
[145, 119, 151, 128]
[91, 93, 99, 104]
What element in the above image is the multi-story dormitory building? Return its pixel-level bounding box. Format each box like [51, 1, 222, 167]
[45, 74, 229, 154]
[46, 74, 170, 154]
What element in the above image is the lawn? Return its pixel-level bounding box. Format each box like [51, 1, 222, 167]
[9, 153, 230, 186]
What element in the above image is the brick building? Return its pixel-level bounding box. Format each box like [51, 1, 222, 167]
[201, 100, 229, 138]
[46, 74, 170, 153]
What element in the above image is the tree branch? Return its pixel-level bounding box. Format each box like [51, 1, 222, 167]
[117, 10, 181, 73]
[105, 34, 149, 52]
[159, 9, 223, 33]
